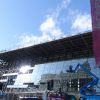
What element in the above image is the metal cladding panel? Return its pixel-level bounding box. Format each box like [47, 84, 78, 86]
[90, 0, 100, 65]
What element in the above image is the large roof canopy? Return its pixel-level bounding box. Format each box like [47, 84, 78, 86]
[0, 32, 93, 63]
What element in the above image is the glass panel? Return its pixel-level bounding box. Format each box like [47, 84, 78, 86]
[50, 62, 57, 74]
[34, 64, 44, 85]
[19, 58, 95, 86]
[88, 58, 95, 68]
[42, 63, 48, 74]
[55, 61, 63, 74]
[63, 60, 71, 73]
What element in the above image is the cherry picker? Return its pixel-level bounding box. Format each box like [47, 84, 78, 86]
[75, 63, 100, 100]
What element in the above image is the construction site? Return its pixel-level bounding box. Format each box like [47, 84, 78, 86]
[0, 31, 100, 100]
[0, 0, 100, 100]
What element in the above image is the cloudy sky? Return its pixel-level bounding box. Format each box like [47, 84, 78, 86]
[0, 0, 92, 50]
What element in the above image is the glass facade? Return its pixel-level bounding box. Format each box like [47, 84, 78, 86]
[13, 58, 96, 87]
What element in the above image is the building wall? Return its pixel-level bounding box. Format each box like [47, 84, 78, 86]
[2, 57, 98, 92]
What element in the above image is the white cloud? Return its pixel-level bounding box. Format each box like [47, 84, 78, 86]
[40, 17, 64, 39]
[54, 0, 71, 18]
[19, 0, 70, 47]
[71, 13, 92, 33]
[18, 0, 92, 48]
[40, 17, 55, 33]
[39, 0, 71, 40]
[19, 17, 65, 48]
[19, 33, 52, 47]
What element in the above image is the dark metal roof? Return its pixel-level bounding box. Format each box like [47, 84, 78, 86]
[0, 32, 93, 63]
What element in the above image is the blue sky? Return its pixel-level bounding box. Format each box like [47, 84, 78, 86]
[0, 0, 92, 51]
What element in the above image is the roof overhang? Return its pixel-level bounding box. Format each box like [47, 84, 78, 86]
[0, 31, 93, 64]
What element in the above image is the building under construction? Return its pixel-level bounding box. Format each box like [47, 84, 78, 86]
[0, 31, 100, 100]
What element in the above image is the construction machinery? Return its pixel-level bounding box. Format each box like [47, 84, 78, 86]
[75, 63, 100, 100]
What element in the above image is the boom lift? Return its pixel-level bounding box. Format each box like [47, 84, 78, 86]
[75, 63, 100, 100]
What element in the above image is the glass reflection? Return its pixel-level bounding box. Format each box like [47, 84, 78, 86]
[14, 58, 96, 89]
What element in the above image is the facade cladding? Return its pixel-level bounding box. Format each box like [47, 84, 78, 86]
[14, 58, 95, 86]
[6, 57, 100, 93]
[0, 32, 100, 93]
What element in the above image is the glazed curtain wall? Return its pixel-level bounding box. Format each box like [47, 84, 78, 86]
[32, 58, 95, 85]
